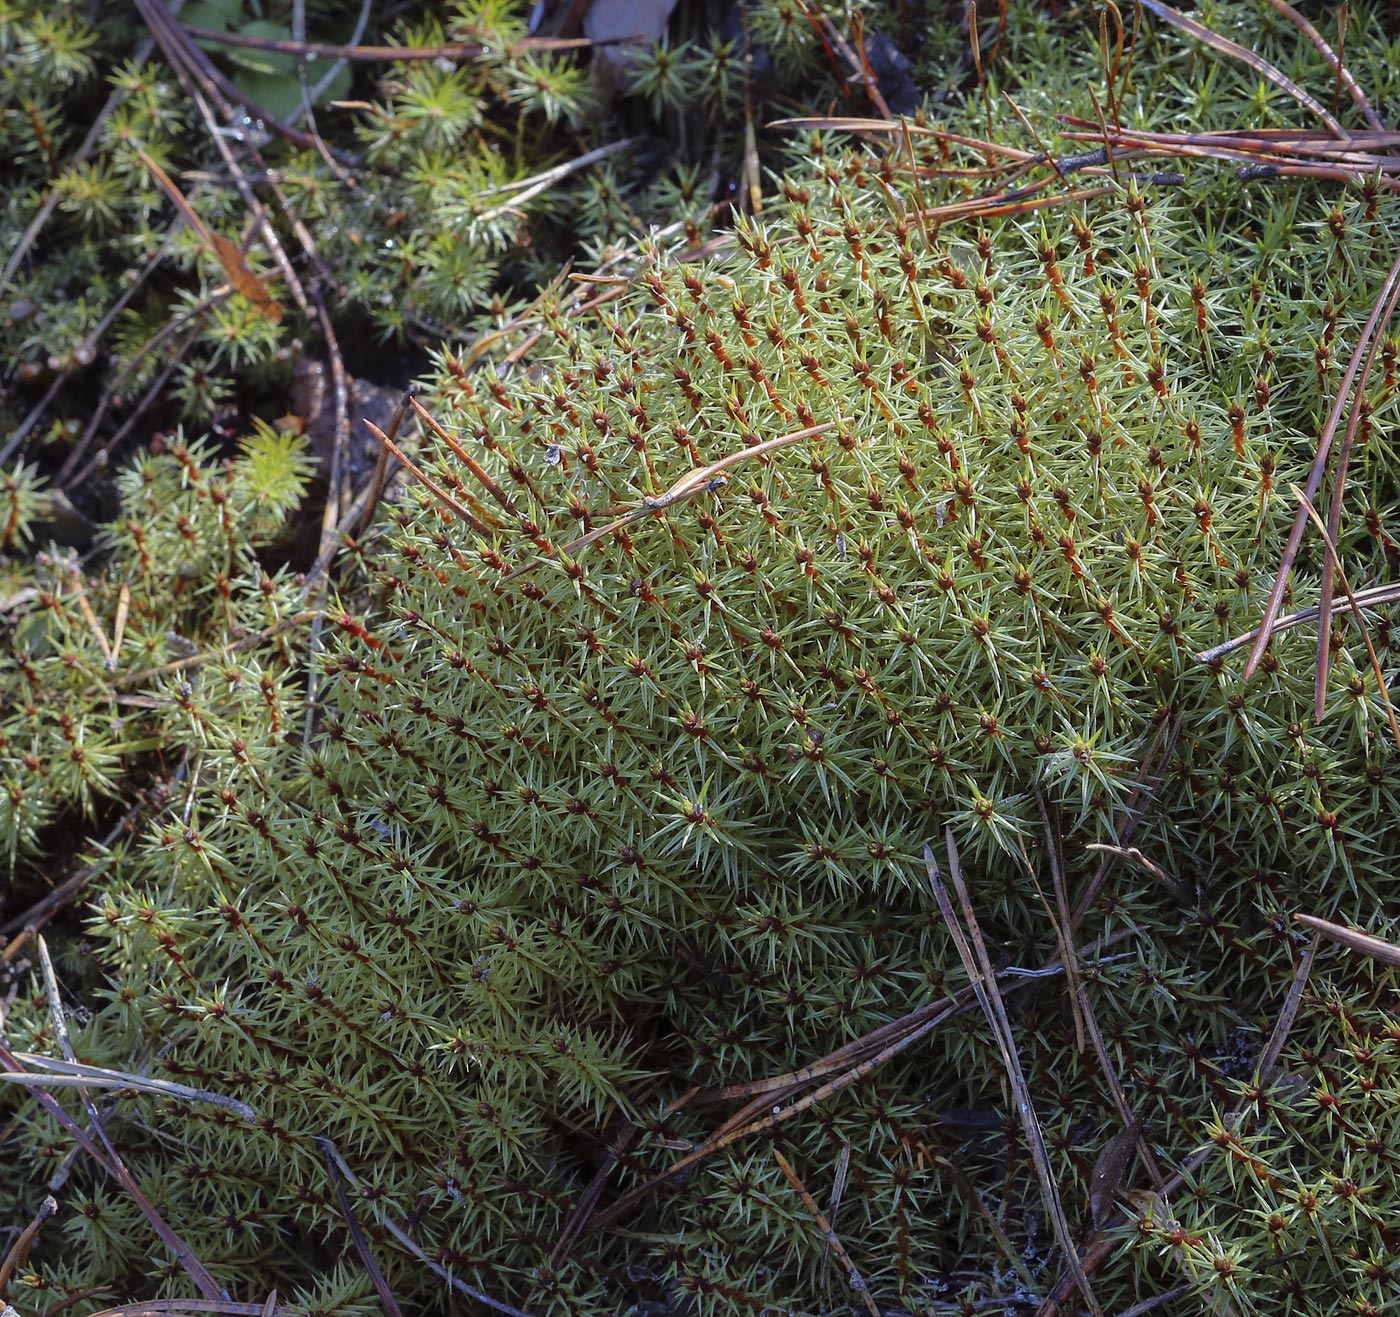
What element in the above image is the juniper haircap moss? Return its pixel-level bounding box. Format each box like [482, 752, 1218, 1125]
[7, 5, 1400, 1315]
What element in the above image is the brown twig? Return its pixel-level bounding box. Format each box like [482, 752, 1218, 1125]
[1261, 0, 1384, 129]
[548, 1119, 646, 1267]
[2, 1053, 255, 1121]
[1294, 913, 1400, 969]
[109, 610, 321, 689]
[316, 1139, 536, 1317]
[410, 397, 518, 518]
[363, 419, 490, 533]
[1069, 715, 1179, 931]
[317, 1137, 407, 1317]
[1137, 0, 1348, 138]
[132, 146, 285, 320]
[68, 1304, 290, 1317]
[1291, 484, 1400, 752]
[501, 419, 847, 580]
[301, 288, 354, 746]
[1311, 270, 1400, 717]
[577, 993, 972, 1236]
[1, 26, 159, 291]
[0, 1190, 56, 1300]
[1243, 248, 1400, 678]
[0, 813, 137, 943]
[138, 0, 357, 162]
[58, 292, 224, 487]
[772, 1149, 879, 1317]
[1195, 580, 1400, 662]
[1256, 932, 1319, 1082]
[302, 399, 410, 596]
[926, 835, 1104, 1317]
[1040, 916, 1318, 1316]
[180, 27, 628, 62]
[1043, 810, 1165, 1201]
[0, 374, 67, 468]
[0, 964, 225, 1301]
[473, 138, 639, 223]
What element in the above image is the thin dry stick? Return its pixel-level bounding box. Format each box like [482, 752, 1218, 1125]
[1256, 932, 1319, 1082]
[899, 117, 935, 252]
[58, 290, 226, 485]
[1137, 0, 1348, 138]
[0, 374, 65, 467]
[109, 583, 131, 673]
[800, 0, 892, 120]
[132, 147, 284, 321]
[768, 117, 1034, 157]
[821, 1143, 852, 1276]
[475, 137, 639, 221]
[138, 0, 333, 298]
[1313, 267, 1400, 716]
[1039, 936, 1316, 1317]
[579, 993, 977, 1237]
[316, 1137, 406, 1317]
[110, 610, 321, 689]
[697, 926, 1135, 1120]
[2, 1055, 255, 1121]
[1087, 85, 1122, 185]
[548, 1119, 646, 1266]
[1, 19, 159, 290]
[696, 999, 953, 1109]
[73, 1304, 289, 1317]
[1117, 1288, 1195, 1317]
[1083, 842, 1183, 900]
[288, 0, 370, 139]
[62, 328, 206, 489]
[303, 416, 406, 594]
[1032, 805, 1086, 1053]
[4, 954, 224, 1301]
[1292, 484, 1400, 752]
[1098, 4, 1123, 129]
[314, 290, 352, 532]
[0, 1191, 56, 1299]
[926, 835, 1105, 1317]
[1293, 913, 1400, 969]
[179, 28, 618, 62]
[1196, 580, 1400, 662]
[138, 0, 355, 162]
[66, 567, 113, 667]
[772, 1149, 879, 1317]
[317, 1139, 536, 1317]
[1245, 246, 1400, 678]
[410, 397, 518, 517]
[1262, 0, 1384, 128]
[917, 185, 1115, 226]
[1069, 715, 1180, 930]
[935, 1154, 1039, 1291]
[301, 290, 356, 748]
[1110, 18, 1149, 120]
[1333, 3, 1350, 122]
[1054, 125, 1400, 172]
[0, 815, 139, 945]
[1002, 93, 1070, 186]
[502, 419, 847, 579]
[355, 431, 394, 541]
[363, 419, 490, 533]
[2, 231, 181, 468]
[1047, 828, 1164, 1198]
